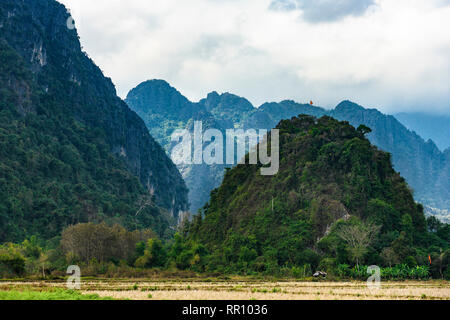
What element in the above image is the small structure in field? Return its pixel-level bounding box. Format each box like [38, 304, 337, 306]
[313, 271, 327, 278]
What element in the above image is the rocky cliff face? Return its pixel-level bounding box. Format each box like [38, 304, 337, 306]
[126, 81, 229, 213]
[199, 92, 254, 129]
[0, 0, 188, 240]
[126, 80, 205, 150]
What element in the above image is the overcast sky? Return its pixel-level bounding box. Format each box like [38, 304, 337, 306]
[58, 0, 450, 114]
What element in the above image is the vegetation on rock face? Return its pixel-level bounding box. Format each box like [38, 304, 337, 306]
[200, 91, 255, 129]
[330, 101, 450, 215]
[126, 80, 235, 213]
[125, 80, 201, 150]
[0, 0, 449, 282]
[1, 116, 448, 279]
[0, 0, 188, 242]
[179, 115, 448, 276]
[127, 81, 450, 218]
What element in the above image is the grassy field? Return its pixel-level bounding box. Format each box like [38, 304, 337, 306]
[0, 288, 113, 300]
[0, 279, 449, 300]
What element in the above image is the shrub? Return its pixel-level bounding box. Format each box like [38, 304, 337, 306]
[0, 244, 26, 277]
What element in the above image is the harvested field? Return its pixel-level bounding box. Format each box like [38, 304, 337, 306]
[1, 279, 448, 300]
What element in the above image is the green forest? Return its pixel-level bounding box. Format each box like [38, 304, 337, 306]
[0, 0, 448, 283]
[2, 116, 449, 280]
[0, 39, 173, 242]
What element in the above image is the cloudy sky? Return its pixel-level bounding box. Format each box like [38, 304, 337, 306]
[58, 0, 450, 114]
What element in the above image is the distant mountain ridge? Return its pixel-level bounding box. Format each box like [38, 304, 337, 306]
[330, 102, 449, 214]
[395, 112, 450, 151]
[127, 81, 450, 218]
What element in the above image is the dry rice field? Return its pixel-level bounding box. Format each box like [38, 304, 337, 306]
[1, 279, 449, 300]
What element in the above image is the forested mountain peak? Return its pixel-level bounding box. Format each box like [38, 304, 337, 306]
[126, 80, 196, 117]
[184, 115, 438, 273]
[201, 91, 254, 112]
[330, 101, 448, 213]
[198, 91, 254, 128]
[335, 100, 365, 112]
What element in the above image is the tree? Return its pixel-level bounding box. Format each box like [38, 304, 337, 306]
[336, 221, 381, 270]
[134, 238, 167, 268]
[427, 216, 442, 233]
[357, 125, 372, 135]
[0, 243, 26, 276]
[366, 199, 400, 232]
[391, 231, 414, 261]
[61, 223, 155, 264]
[38, 252, 51, 278]
[401, 214, 414, 240]
[431, 249, 449, 279]
[380, 247, 399, 267]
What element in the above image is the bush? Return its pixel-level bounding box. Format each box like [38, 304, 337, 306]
[337, 264, 351, 278]
[291, 264, 312, 278]
[345, 264, 431, 280]
[0, 244, 26, 277]
[318, 258, 338, 275]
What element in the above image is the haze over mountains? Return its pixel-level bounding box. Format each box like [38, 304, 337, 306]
[126, 80, 450, 221]
[395, 112, 450, 151]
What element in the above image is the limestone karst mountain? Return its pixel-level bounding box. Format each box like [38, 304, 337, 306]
[126, 81, 450, 218]
[0, 0, 188, 241]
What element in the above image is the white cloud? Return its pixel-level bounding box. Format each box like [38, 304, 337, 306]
[269, 0, 377, 23]
[58, 0, 450, 114]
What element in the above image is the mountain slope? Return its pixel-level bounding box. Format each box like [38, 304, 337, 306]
[125, 81, 450, 216]
[244, 100, 327, 129]
[0, 0, 188, 241]
[330, 101, 449, 213]
[186, 115, 430, 272]
[199, 91, 254, 129]
[126, 81, 229, 213]
[126, 80, 206, 150]
[249, 100, 450, 214]
[395, 112, 450, 151]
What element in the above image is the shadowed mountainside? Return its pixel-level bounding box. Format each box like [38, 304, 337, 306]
[0, 0, 188, 241]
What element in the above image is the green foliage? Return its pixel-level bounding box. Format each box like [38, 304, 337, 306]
[182, 115, 448, 275]
[0, 289, 113, 300]
[357, 124, 372, 135]
[333, 264, 425, 280]
[134, 238, 167, 268]
[0, 243, 26, 277]
[166, 234, 209, 272]
[0, 2, 188, 242]
[366, 199, 401, 232]
[61, 223, 156, 265]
